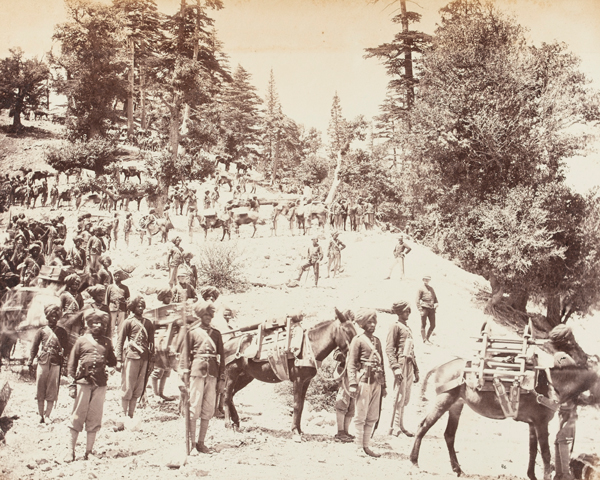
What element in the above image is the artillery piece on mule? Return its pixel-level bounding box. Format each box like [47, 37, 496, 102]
[220, 308, 357, 439]
[410, 321, 600, 480]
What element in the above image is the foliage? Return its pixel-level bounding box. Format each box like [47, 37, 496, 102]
[45, 137, 120, 176]
[339, 148, 397, 207]
[51, 0, 127, 140]
[195, 242, 247, 293]
[295, 154, 330, 187]
[0, 48, 50, 131]
[274, 358, 338, 413]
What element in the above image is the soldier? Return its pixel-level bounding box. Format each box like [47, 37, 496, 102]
[115, 296, 155, 419]
[123, 213, 133, 248]
[167, 236, 184, 288]
[347, 309, 387, 458]
[65, 310, 117, 462]
[296, 237, 324, 287]
[27, 303, 69, 424]
[326, 231, 345, 279]
[333, 309, 358, 443]
[106, 268, 130, 336]
[548, 324, 589, 480]
[385, 300, 420, 437]
[416, 275, 439, 344]
[178, 301, 225, 453]
[385, 235, 412, 280]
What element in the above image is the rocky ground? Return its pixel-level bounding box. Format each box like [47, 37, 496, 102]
[0, 116, 599, 480]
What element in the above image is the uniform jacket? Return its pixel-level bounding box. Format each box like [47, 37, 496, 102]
[347, 333, 386, 388]
[68, 333, 117, 387]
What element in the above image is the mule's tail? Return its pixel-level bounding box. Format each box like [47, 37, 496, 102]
[420, 367, 436, 401]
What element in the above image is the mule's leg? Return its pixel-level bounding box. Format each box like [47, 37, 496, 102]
[527, 423, 539, 480]
[410, 390, 459, 468]
[224, 370, 253, 430]
[444, 399, 465, 476]
[534, 421, 552, 480]
[291, 370, 316, 436]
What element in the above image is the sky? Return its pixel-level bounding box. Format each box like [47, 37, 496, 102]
[1, 0, 600, 191]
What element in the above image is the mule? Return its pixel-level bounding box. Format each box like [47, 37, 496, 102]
[223, 313, 357, 437]
[140, 216, 173, 245]
[228, 208, 262, 238]
[410, 358, 600, 480]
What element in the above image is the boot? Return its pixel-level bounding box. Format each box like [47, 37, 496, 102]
[158, 377, 176, 402]
[554, 443, 574, 480]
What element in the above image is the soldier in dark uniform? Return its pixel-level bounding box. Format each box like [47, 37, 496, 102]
[65, 310, 117, 462]
[27, 303, 69, 424]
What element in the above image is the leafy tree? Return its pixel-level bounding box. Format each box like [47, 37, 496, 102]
[214, 64, 263, 168]
[112, 0, 165, 134]
[51, 0, 127, 139]
[324, 93, 367, 204]
[45, 137, 120, 177]
[0, 48, 50, 132]
[403, 0, 600, 327]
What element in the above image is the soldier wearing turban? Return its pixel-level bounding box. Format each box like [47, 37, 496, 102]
[548, 323, 590, 480]
[386, 300, 420, 437]
[27, 302, 68, 424]
[347, 308, 386, 457]
[65, 309, 116, 462]
[178, 300, 224, 454]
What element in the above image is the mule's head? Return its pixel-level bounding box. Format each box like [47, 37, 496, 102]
[333, 307, 358, 355]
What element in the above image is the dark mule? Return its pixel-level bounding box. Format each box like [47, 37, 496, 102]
[410, 358, 600, 480]
[223, 314, 357, 437]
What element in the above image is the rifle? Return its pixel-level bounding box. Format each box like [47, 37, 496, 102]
[180, 290, 192, 456]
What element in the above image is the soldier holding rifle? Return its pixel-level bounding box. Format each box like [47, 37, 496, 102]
[385, 300, 419, 437]
[115, 296, 155, 419]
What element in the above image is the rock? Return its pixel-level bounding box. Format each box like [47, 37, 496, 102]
[26, 463, 36, 470]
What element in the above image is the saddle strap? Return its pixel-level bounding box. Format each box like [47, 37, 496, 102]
[536, 393, 559, 412]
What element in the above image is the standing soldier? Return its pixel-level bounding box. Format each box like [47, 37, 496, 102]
[123, 213, 133, 249]
[27, 303, 69, 424]
[333, 308, 357, 443]
[416, 275, 439, 344]
[347, 309, 387, 458]
[167, 236, 184, 288]
[111, 213, 120, 249]
[385, 301, 419, 437]
[106, 267, 130, 337]
[65, 310, 117, 462]
[49, 182, 59, 210]
[385, 235, 412, 280]
[548, 324, 589, 480]
[296, 237, 324, 287]
[115, 296, 155, 419]
[178, 301, 225, 453]
[326, 231, 345, 279]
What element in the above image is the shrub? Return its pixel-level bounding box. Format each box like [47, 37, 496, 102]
[195, 242, 247, 293]
[274, 357, 339, 413]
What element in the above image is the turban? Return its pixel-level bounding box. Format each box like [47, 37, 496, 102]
[156, 287, 173, 304]
[99, 255, 112, 266]
[127, 295, 145, 312]
[200, 286, 221, 302]
[64, 273, 80, 287]
[44, 303, 61, 317]
[87, 284, 106, 299]
[355, 308, 377, 328]
[84, 310, 109, 327]
[549, 324, 575, 347]
[392, 301, 411, 314]
[194, 300, 216, 319]
[113, 267, 130, 280]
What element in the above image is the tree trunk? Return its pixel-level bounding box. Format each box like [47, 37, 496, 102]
[486, 272, 504, 308]
[270, 131, 280, 186]
[400, 0, 414, 109]
[507, 290, 529, 312]
[127, 38, 135, 138]
[324, 151, 343, 206]
[140, 62, 146, 130]
[545, 294, 563, 328]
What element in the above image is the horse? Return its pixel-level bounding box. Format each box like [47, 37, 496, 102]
[410, 357, 600, 480]
[222, 311, 357, 438]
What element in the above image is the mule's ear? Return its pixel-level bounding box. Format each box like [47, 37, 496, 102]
[335, 307, 347, 323]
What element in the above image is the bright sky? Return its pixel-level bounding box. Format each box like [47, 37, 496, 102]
[1, 0, 599, 191]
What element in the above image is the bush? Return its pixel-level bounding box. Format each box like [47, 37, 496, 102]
[195, 242, 247, 293]
[274, 357, 339, 413]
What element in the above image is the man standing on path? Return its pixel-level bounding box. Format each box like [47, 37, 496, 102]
[385, 301, 419, 437]
[296, 237, 324, 287]
[416, 275, 438, 344]
[385, 235, 412, 280]
[167, 236, 184, 288]
[347, 309, 387, 458]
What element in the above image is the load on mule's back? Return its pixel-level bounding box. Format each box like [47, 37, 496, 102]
[410, 320, 600, 480]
